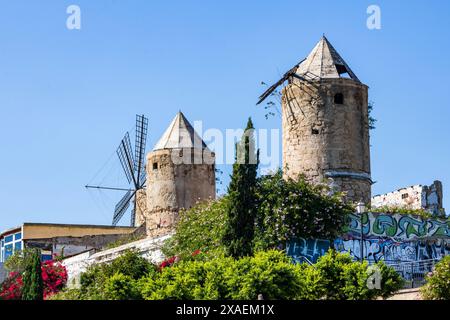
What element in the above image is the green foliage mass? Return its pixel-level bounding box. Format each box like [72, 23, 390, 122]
[52, 250, 402, 300]
[421, 255, 450, 300]
[77, 249, 156, 300]
[309, 250, 403, 300]
[223, 118, 259, 258]
[254, 171, 353, 249]
[104, 273, 141, 300]
[56, 250, 402, 300]
[21, 249, 44, 301]
[140, 250, 301, 300]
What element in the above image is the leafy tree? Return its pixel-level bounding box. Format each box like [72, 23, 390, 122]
[223, 118, 259, 258]
[21, 249, 44, 300]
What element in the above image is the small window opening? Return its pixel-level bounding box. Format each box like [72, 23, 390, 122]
[402, 193, 409, 199]
[153, 163, 158, 170]
[336, 64, 351, 79]
[334, 93, 344, 104]
[312, 128, 320, 135]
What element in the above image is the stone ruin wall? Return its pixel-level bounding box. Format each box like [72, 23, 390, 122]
[143, 148, 216, 237]
[371, 181, 445, 216]
[282, 78, 371, 203]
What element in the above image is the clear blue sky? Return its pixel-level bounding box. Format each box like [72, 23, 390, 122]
[1, 0, 449, 230]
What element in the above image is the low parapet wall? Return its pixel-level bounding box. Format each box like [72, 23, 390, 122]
[62, 234, 172, 287]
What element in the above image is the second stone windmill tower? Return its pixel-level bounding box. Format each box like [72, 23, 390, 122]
[136, 112, 216, 236]
[259, 36, 372, 203]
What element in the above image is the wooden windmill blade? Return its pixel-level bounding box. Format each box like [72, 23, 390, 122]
[86, 114, 148, 227]
[129, 114, 148, 226]
[117, 132, 136, 185]
[113, 190, 136, 225]
[130, 208, 136, 228]
[134, 114, 148, 187]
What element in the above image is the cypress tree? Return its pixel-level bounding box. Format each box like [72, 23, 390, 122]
[21, 249, 44, 300]
[223, 117, 259, 258]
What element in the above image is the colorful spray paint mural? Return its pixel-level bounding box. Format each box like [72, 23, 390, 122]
[346, 212, 449, 240]
[287, 212, 450, 263]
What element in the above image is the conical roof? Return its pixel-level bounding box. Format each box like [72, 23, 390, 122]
[295, 36, 360, 82]
[153, 112, 209, 151]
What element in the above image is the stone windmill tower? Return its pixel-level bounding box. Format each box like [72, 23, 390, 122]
[259, 36, 372, 203]
[136, 112, 216, 236]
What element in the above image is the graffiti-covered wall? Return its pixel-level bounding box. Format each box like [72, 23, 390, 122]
[287, 212, 450, 263]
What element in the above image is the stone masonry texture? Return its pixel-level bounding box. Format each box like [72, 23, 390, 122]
[282, 77, 372, 203]
[143, 148, 216, 236]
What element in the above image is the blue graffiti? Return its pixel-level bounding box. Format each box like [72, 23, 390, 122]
[286, 239, 331, 263]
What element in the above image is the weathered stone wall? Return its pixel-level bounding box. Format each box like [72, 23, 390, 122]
[24, 232, 141, 257]
[135, 189, 148, 227]
[144, 148, 215, 236]
[282, 77, 371, 203]
[371, 181, 445, 216]
[22, 223, 135, 240]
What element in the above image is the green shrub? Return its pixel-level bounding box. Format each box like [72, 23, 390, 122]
[141, 255, 233, 300]
[421, 256, 450, 300]
[54, 249, 402, 300]
[227, 250, 302, 300]
[79, 249, 156, 300]
[140, 250, 401, 300]
[373, 261, 404, 299]
[294, 264, 324, 300]
[141, 250, 303, 300]
[308, 250, 402, 300]
[104, 273, 141, 300]
[107, 249, 156, 280]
